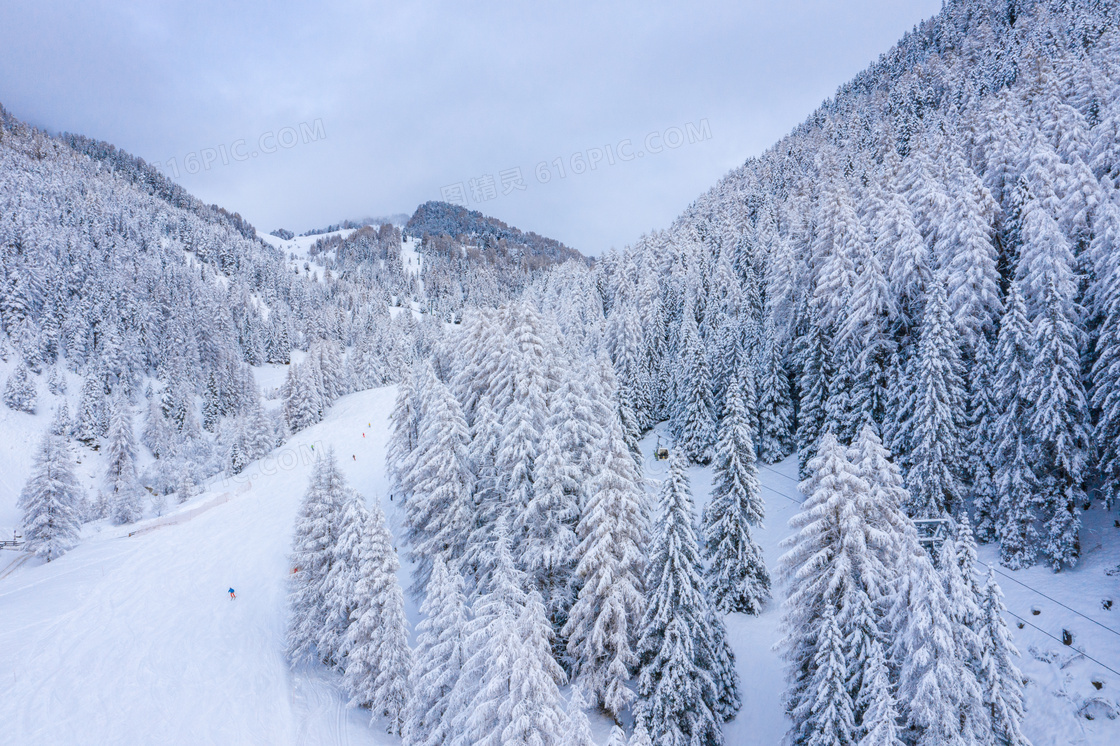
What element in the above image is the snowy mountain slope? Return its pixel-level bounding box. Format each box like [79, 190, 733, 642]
[4, 384, 1118, 744]
[0, 387, 401, 746]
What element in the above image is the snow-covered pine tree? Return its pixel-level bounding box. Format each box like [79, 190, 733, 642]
[18, 420, 84, 560]
[405, 556, 469, 746]
[756, 319, 794, 464]
[992, 282, 1038, 569]
[638, 451, 738, 745]
[343, 495, 412, 734]
[702, 377, 770, 615]
[890, 534, 979, 746]
[782, 430, 907, 745]
[673, 303, 716, 464]
[604, 724, 627, 746]
[564, 414, 648, 718]
[794, 306, 831, 478]
[451, 518, 566, 746]
[559, 685, 596, 746]
[520, 412, 580, 637]
[503, 589, 568, 745]
[74, 372, 108, 444]
[901, 275, 964, 517]
[3, 358, 37, 413]
[404, 376, 473, 594]
[801, 603, 855, 746]
[966, 338, 1000, 542]
[937, 523, 989, 742]
[855, 639, 904, 746]
[386, 362, 426, 503]
[104, 394, 143, 525]
[1025, 278, 1090, 570]
[319, 493, 368, 667]
[977, 568, 1030, 746]
[287, 449, 352, 665]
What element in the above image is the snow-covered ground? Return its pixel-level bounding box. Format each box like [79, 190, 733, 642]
[2, 388, 1119, 744]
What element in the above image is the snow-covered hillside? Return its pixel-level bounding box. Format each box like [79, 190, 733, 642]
[4, 389, 1118, 745]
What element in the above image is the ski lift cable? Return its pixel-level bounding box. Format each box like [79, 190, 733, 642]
[977, 560, 1120, 640]
[755, 463, 1120, 645]
[1000, 607, 1120, 679]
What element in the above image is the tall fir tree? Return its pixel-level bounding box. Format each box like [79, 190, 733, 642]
[564, 415, 648, 717]
[702, 378, 770, 615]
[18, 418, 84, 560]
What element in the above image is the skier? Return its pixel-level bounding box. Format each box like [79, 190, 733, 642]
[229, 587, 236, 600]
[352, 454, 356, 461]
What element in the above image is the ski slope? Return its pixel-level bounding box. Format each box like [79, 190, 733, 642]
[2, 392, 1119, 745]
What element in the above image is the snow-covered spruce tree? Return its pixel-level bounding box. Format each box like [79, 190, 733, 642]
[1090, 196, 1120, 514]
[318, 493, 368, 667]
[287, 449, 352, 665]
[18, 422, 84, 561]
[1025, 278, 1090, 570]
[673, 304, 716, 464]
[386, 362, 427, 504]
[406, 556, 469, 746]
[856, 639, 904, 746]
[519, 412, 580, 637]
[3, 358, 37, 413]
[991, 282, 1038, 569]
[889, 532, 981, 746]
[451, 520, 566, 746]
[803, 603, 855, 746]
[404, 376, 473, 595]
[343, 495, 412, 734]
[977, 568, 1030, 746]
[966, 338, 1000, 543]
[104, 394, 143, 525]
[756, 319, 794, 464]
[702, 377, 770, 615]
[638, 451, 739, 745]
[560, 685, 596, 746]
[284, 361, 324, 433]
[794, 305, 831, 478]
[564, 414, 648, 718]
[74, 372, 108, 444]
[938, 524, 989, 742]
[605, 724, 627, 746]
[780, 430, 907, 745]
[900, 275, 964, 518]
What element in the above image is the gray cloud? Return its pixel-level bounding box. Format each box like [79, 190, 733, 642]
[0, 0, 941, 255]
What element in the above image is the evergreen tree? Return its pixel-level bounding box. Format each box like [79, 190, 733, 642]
[757, 319, 794, 464]
[673, 307, 716, 464]
[287, 450, 351, 664]
[639, 451, 738, 745]
[564, 415, 648, 717]
[1026, 279, 1089, 570]
[18, 421, 83, 561]
[992, 283, 1038, 569]
[794, 307, 831, 478]
[966, 339, 1000, 542]
[104, 395, 142, 525]
[406, 556, 470, 746]
[802, 604, 855, 746]
[855, 640, 904, 746]
[343, 495, 412, 734]
[3, 358, 37, 413]
[702, 378, 770, 615]
[404, 377, 473, 594]
[890, 538, 979, 746]
[977, 568, 1031, 746]
[559, 685, 596, 746]
[901, 276, 964, 517]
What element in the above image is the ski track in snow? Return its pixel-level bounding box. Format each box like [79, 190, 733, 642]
[2, 391, 1119, 744]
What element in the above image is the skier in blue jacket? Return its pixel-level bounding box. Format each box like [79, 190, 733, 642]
[229, 587, 236, 600]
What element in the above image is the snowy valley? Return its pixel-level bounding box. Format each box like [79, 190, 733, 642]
[5, 0, 1120, 745]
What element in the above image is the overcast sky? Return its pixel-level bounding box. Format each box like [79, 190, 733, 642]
[0, 0, 942, 255]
